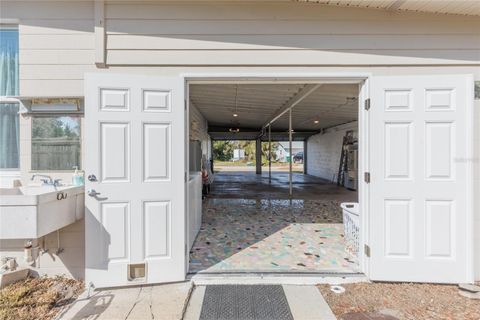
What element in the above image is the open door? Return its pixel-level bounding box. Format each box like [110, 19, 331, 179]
[369, 75, 473, 283]
[84, 73, 185, 288]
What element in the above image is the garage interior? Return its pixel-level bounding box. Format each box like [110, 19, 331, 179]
[188, 82, 361, 274]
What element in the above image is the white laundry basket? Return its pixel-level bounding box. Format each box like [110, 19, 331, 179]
[341, 202, 359, 257]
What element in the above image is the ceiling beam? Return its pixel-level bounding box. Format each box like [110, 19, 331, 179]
[261, 84, 322, 131]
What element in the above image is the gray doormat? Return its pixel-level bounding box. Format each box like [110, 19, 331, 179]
[199, 285, 294, 320]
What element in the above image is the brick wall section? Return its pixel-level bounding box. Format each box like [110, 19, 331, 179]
[306, 121, 358, 182]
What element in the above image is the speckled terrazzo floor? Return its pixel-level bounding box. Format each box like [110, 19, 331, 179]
[189, 198, 360, 274]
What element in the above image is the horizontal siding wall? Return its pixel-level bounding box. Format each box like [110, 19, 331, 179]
[1, 0, 95, 96]
[105, 1, 480, 65]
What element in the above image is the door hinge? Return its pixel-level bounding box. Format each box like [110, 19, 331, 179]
[364, 172, 371, 183]
[184, 99, 187, 110]
[364, 244, 371, 257]
[365, 98, 371, 110]
[185, 172, 187, 182]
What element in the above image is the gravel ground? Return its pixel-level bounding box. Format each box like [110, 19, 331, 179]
[0, 276, 83, 320]
[318, 282, 480, 320]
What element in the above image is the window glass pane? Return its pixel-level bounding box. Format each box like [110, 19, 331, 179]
[0, 103, 20, 169]
[0, 29, 19, 169]
[32, 116, 81, 170]
[0, 29, 19, 96]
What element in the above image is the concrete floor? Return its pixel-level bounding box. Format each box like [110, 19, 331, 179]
[189, 171, 359, 274]
[209, 171, 358, 201]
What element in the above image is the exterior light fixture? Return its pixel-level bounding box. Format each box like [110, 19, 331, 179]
[314, 120, 319, 124]
[233, 113, 238, 117]
[229, 128, 240, 133]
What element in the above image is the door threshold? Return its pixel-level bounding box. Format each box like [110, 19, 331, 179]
[188, 271, 368, 285]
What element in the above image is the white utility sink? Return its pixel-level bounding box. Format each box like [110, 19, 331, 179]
[0, 185, 85, 239]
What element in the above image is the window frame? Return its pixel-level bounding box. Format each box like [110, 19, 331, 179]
[30, 114, 83, 172]
[0, 25, 20, 179]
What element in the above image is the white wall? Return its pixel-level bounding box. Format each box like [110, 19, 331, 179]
[0, 220, 85, 279]
[474, 98, 480, 282]
[1, 0, 95, 97]
[306, 122, 358, 182]
[104, 2, 480, 66]
[1, 1, 479, 96]
[190, 101, 210, 158]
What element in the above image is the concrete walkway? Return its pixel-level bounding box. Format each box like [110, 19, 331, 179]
[57, 281, 192, 320]
[57, 282, 336, 320]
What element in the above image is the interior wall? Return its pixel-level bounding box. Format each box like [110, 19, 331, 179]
[306, 121, 358, 182]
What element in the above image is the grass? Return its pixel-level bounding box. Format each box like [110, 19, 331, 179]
[0, 276, 83, 320]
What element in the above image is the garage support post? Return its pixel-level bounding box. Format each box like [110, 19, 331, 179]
[268, 125, 272, 183]
[256, 138, 262, 174]
[303, 139, 307, 174]
[289, 109, 293, 197]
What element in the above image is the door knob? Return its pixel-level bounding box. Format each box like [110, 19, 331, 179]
[88, 174, 97, 182]
[87, 189, 101, 197]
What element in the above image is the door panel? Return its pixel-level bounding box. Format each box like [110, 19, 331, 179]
[85, 73, 185, 288]
[369, 75, 473, 283]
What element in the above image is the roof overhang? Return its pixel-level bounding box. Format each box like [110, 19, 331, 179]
[297, 0, 480, 17]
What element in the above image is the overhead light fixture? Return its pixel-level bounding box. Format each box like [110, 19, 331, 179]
[233, 112, 238, 117]
[314, 120, 319, 124]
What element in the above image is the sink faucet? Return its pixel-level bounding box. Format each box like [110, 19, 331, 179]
[31, 174, 62, 187]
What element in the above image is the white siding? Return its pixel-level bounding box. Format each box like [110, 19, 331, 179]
[1, 0, 95, 97]
[104, 2, 480, 66]
[306, 122, 358, 182]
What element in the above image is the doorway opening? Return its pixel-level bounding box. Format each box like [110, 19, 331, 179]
[187, 80, 364, 275]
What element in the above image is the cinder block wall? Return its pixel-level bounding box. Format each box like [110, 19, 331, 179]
[306, 122, 358, 182]
[190, 101, 211, 158]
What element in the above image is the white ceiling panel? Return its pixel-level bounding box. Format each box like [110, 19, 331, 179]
[189, 83, 359, 134]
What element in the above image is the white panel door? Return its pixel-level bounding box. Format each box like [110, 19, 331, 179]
[85, 73, 185, 288]
[369, 75, 473, 283]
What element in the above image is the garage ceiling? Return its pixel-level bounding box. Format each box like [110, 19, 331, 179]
[189, 83, 359, 140]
